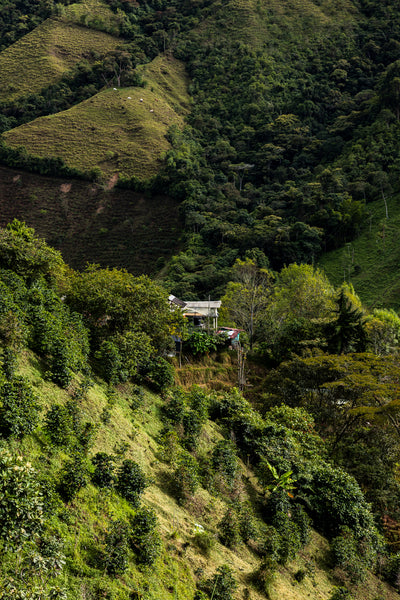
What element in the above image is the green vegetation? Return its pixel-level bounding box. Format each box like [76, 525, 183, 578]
[0, 222, 399, 600]
[4, 55, 189, 179]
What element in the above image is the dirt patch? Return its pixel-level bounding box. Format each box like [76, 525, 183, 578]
[105, 173, 118, 191]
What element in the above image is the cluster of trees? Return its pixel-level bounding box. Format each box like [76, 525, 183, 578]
[2, 0, 400, 298]
[2, 223, 400, 597]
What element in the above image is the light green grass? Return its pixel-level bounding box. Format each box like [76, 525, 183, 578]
[319, 194, 400, 310]
[4, 55, 190, 180]
[0, 16, 120, 103]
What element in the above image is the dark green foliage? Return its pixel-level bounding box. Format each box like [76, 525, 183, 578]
[173, 449, 199, 502]
[192, 530, 215, 557]
[237, 501, 258, 544]
[44, 404, 74, 447]
[212, 440, 239, 489]
[217, 507, 241, 549]
[184, 330, 218, 356]
[116, 459, 147, 507]
[142, 356, 175, 392]
[329, 588, 353, 600]
[0, 375, 40, 438]
[307, 461, 381, 551]
[330, 527, 371, 583]
[130, 506, 161, 566]
[57, 453, 89, 502]
[328, 289, 367, 354]
[91, 452, 117, 489]
[163, 387, 187, 424]
[201, 565, 237, 600]
[103, 519, 130, 576]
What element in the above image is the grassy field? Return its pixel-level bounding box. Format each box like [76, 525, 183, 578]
[4, 55, 190, 180]
[319, 194, 400, 310]
[0, 13, 120, 103]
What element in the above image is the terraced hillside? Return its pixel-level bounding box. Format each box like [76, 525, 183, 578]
[0, 165, 181, 274]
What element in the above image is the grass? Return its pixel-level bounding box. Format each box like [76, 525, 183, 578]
[319, 193, 400, 310]
[4, 54, 190, 179]
[7, 347, 400, 600]
[0, 14, 120, 103]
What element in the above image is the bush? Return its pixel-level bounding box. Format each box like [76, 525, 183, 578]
[173, 449, 199, 502]
[143, 356, 175, 392]
[212, 440, 239, 490]
[331, 527, 371, 583]
[185, 330, 218, 356]
[193, 530, 215, 557]
[116, 459, 147, 507]
[130, 507, 161, 566]
[44, 404, 74, 447]
[91, 452, 117, 489]
[103, 520, 130, 576]
[0, 376, 40, 438]
[0, 448, 43, 549]
[218, 507, 241, 549]
[57, 453, 89, 502]
[205, 564, 237, 600]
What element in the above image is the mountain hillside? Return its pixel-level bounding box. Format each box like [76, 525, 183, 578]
[1, 0, 400, 299]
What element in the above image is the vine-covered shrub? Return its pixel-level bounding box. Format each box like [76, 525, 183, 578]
[116, 459, 147, 507]
[0, 376, 40, 438]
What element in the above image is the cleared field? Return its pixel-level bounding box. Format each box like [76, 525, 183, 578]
[0, 15, 120, 103]
[4, 55, 190, 180]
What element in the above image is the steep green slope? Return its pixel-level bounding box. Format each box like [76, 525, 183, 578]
[3, 55, 189, 179]
[319, 193, 400, 310]
[0, 14, 120, 103]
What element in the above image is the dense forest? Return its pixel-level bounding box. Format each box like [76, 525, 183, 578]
[1, 0, 400, 298]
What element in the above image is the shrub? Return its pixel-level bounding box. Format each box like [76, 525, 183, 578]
[205, 564, 237, 600]
[212, 440, 239, 490]
[193, 530, 215, 557]
[103, 520, 130, 576]
[218, 507, 241, 549]
[0, 449, 43, 549]
[116, 459, 147, 507]
[44, 404, 74, 447]
[143, 356, 174, 392]
[57, 453, 89, 502]
[185, 330, 217, 356]
[130, 507, 161, 566]
[173, 449, 199, 502]
[331, 527, 371, 583]
[91, 452, 117, 489]
[329, 588, 353, 600]
[0, 376, 40, 438]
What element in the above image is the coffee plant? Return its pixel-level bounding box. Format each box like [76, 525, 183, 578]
[116, 459, 147, 507]
[0, 376, 40, 438]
